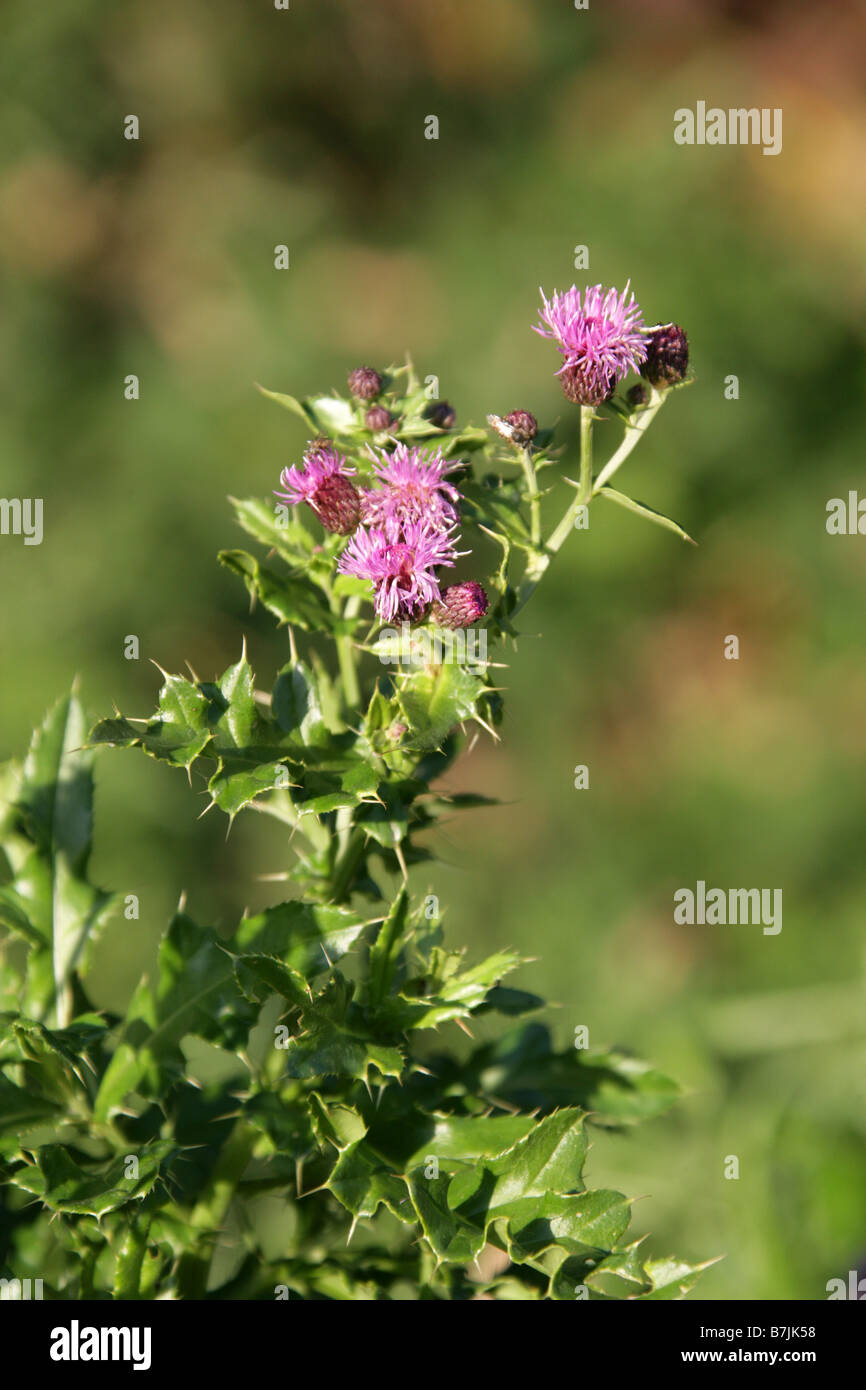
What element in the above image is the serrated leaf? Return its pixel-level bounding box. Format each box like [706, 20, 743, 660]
[207, 757, 298, 818]
[91, 674, 212, 770]
[397, 663, 486, 751]
[406, 1171, 487, 1263]
[581, 1242, 653, 1298]
[371, 1111, 534, 1171]
[272, 661, 331, 747]
[9, 1139, 176, 1217]
[0, 1074, 62, 1133]
[309, 1093, 367, 1152]
[325, 1139, 408, 1220]
[463, 1109, 588, 1212]
[470, 1023, 681, 1126]
[639, 1255, 715, 1300]
[284, 1016, 403, 1084]
[218, 550, 345, 634]
[500, 1188, 632, 1261]
[231, 952, 310, 1008]
[381, 948, 524, 1031]
[234, 901, 372, 977]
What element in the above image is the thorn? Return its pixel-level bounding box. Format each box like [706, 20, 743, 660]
[394, 841, 408, 882]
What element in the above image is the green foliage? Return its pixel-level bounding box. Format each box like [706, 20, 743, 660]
[0, 363, 708, 1299]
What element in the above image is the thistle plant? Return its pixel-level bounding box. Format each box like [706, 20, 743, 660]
[0, 286, 708, 1301]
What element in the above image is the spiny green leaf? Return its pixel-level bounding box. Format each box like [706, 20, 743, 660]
[324, 1139, 408, 1221]
[234, 901, 373, 977]
[231, 952, 311, 1008]
[406, 1171, 487, 1264]
[284, 1015, 403, 1084]
[498, 1188, 632, 1261]
[397, 663, 486, 751]
[90, 674, 211, 770]
[309, 1093, 367, 1152]
[272, 661, 331, 747]
[639, 1255, 719, 1300]
[468, 1023, 681, 1125]
[9, 1139, 176, 1217]
[218, 549, 347, 634]
[380, 948, 524, 1031]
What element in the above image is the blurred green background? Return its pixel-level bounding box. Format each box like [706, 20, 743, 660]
[2, 0, 865, 1300]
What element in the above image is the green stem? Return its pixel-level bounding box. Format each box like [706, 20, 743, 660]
[518, 446, 541, 546]
[115, 1213, 151, 1299]
[334, 594, 361, 709]
[592, 388, 665, 494]
[514, 405, 595, 615]
[331, 826, 367, 903]
[176, 1120, 258, 1299]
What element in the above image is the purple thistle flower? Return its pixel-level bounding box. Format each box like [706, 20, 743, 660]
[275, 442, 361, 534]
[338, 516, 463, 622]
[361, 443, 462, 528]
[534, 283, 648, 402]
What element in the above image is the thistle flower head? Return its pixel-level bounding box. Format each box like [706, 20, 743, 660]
[347, 365, 383, 400]
[433, 581, 489, 629]
[504, 409, 538, 445]
[275, 442, 361, 534]
[640, 323, 689, 388]
[560, 362, 616, 407]
[365, 404, 395, 433]
[338, 516, 463, 622]
[535, 283, 647, 402]
[424, 400, 457, 429]
[361, 443, 462, 528]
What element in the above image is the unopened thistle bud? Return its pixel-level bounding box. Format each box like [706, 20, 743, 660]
[275, 443, 361, 535]
[348, 365, 383, 400]
[313, 474, 362, 534]
[432, 581, 489, 629]
[640, 324, 689, 388]
[560, 363, 615, 407]
[365, 404, 395, 432]
[505, 409, 538, 445]
[424, 400, 457, 429]
[626, 382, 650, 408]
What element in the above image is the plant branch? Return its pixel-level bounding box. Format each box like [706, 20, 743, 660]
[592, 387, 665, 494]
